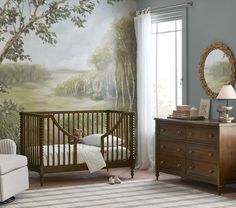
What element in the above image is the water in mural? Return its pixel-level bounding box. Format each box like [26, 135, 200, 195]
[0, 1, 136, 143]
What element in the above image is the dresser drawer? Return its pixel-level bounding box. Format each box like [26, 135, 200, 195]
[160, 155, 185, 174]
[186, 144, 216, 163]
[186, 126, 218, 143]
[160, 140, 185, 157]
[186, 160, 217, 179]
[159, 123, 185, 140]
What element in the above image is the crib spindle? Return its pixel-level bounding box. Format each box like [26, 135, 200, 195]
[91, 113, 94, 134]
[121, 117, 124, 161]
[101, 112, 104, 133]
[72, 113, 75, 133]
[125, 115, 128, 160]
[116, 124, 119, 161]
[63, 131, 65, 166]
[96, 112, 98, 133]
[36, 117, 38, 165]
[33, 117, 35, 166]
[106, 135, 109, 163]
[82, 113, 85, 136]
[87, 112, 89, 135]
[58, 114, 60, 166]
[77, 112, 80, 131]
[52, 118, 55, 167]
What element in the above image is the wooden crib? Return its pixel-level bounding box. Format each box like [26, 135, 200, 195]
[20, 110, 135, 186]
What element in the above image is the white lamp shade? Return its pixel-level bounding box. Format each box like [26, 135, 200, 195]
[216, 85, 236, 99]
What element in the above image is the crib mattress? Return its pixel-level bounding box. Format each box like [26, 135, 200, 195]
[26, 144, 130, 166]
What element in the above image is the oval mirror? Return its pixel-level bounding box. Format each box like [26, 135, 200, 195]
[199, 42, 236, 98]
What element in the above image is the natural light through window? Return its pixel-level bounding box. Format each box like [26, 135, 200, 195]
[151, 19, 183, 118]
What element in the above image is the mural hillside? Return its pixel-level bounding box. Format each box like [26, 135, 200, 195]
[0, 0, 136, 144]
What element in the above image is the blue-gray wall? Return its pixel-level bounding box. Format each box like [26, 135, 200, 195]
[136, 0, 236, 119]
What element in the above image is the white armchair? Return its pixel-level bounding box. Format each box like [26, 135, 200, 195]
[0, 139, 29, 202]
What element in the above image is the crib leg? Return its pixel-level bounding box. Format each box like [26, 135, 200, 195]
[131, 168, 134, 178]
[39, 167, 44, 186]
[40, 176, 44, 186]
[131, 160, 135, 178]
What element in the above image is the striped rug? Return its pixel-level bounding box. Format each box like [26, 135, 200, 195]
[3, 180, 236, 208]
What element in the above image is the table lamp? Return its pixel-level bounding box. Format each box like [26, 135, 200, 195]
[216, 85, 236, 122]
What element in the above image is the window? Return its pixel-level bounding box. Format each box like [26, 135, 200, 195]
[151, 9, 187, 118]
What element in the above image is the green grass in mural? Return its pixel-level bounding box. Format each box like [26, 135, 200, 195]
[1, 69, 113, 111]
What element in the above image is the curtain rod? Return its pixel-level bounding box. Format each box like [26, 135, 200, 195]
[151, 1, 193, 13]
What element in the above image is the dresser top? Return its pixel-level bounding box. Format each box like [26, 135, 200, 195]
[154, 117, 236, 127]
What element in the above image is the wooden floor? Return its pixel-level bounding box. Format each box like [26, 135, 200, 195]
[29, 168, 236, 199]
[29, 167, 156, 189]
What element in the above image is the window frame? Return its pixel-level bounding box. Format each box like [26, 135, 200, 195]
[151, 8, 187, 108]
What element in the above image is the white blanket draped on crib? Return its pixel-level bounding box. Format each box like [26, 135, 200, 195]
[80, 144, 106, 173]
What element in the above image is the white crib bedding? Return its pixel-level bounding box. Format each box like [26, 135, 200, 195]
[26, 144, 129, 171]
[104, 146, 130, 161]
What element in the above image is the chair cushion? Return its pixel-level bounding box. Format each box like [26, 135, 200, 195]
[0, 154, 27, 175]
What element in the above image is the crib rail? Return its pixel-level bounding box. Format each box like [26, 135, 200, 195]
[31, 110, 108, 136]
[101, 112, 135, 164]
[20, 113, 79, 167]
[20, 113, 41, 166]
[20, 110, 135, 170]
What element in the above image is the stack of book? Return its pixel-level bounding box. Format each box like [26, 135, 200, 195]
[170, 105, 192, 119]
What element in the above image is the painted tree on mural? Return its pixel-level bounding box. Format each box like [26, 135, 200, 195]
[0, 0, 119, 102]
[88, 42, 116, 99]
[78, 15, 136, 111]
[112, 16, 136, 111]
[0, 0, 119, 62]
[0, 0, 119, 142]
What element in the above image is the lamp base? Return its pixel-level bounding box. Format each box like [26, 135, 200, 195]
[221, 115, 234, 123]
[217, 106, 234, 122]
[217, 105, 226, 122]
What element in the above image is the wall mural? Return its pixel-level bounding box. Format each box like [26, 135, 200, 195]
[0, 0, 136, 143]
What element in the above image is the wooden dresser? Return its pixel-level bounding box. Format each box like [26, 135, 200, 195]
[155, 118, 236, 194]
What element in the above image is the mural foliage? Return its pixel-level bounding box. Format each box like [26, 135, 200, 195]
[0, 0, 136, 144]
[56, 16, 136, 111]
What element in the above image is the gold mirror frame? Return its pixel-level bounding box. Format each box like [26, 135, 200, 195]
[199, 42, 236, 98]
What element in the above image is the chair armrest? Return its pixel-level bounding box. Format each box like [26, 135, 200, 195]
[0, 139, 16, 154]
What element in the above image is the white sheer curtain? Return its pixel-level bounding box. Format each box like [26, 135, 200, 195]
[134, 11, 156, 170]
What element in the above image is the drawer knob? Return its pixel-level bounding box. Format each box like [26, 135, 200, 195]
[177, 148, 182, 152]
[189, 132, 193, 136]
[160, 129, 165, 133]
[208, 170, 214, 174]
[208, 134, 214, 138]
[189, 150, 194, 154]
[177, 163, 182, 168]
[160, 160, 165, 164]
[160, 145, 165, 149]
[208, 153, 213, 157]
[189, 166, 194, 170]
[177, 130, 182, 134]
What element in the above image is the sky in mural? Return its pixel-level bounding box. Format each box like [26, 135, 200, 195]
[7, 0, 136, 71]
